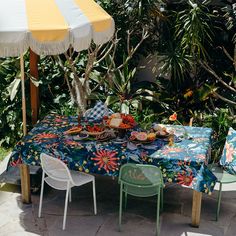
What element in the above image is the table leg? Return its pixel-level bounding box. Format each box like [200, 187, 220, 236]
[191, 190, 202, 227]
[20, 164, 31, 204]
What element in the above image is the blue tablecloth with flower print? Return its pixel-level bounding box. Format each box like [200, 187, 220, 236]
[9, 114, 216, 194]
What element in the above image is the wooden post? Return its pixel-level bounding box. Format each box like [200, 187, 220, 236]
[188, 118, 202, 227]
[191, 190, 202, 227]
[30, 49, 39, 125]
[20, 164, 31, 204]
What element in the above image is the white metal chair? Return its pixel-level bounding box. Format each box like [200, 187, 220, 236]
[38, 153, 97, 230]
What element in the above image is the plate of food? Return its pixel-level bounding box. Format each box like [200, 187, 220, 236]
[129, 131, 156, 143]
[82, 124, 106, 136]
[96, 131, 116, 142]
[112, 137, 127, 144]
[109, 123, 133, 129]
[156, 131, 170, 138]
[64, 125, 83, 135]
[106, 113, 136, 129]
[72, 133, 89, 140]
[153, 124, 170, 138]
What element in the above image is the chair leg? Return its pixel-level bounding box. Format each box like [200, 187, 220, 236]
[92, 179, 97, 215]
[160, 187, 163, 213]
[216, 182, 222, 221]
[124, 192, 128, 210]
[119, 183, 123, 232]
[63, 182, 70, 230]
[156, 187, 161, 236]
[69, 188, 72, 203]
[38, 171, 45, 218]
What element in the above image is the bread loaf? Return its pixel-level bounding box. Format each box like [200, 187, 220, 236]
[109, 118, 122, 127]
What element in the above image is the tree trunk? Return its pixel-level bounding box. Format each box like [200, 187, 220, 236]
[71, 78, 87, 115]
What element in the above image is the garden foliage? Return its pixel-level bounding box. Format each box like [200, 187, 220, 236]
[0, 0, 235, 161]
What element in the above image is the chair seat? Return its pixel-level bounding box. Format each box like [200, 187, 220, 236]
[124, 185, 159, 197]
[70, 170, 94, 186]
[210, 164, 236, 184]
[45, 176, 73, 190]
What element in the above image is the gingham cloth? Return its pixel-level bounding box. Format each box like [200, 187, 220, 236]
[86, 101, 113, 120]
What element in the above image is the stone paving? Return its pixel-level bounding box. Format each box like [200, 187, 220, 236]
[0, 158, 236, 236]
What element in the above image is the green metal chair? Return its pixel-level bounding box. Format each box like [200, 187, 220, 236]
[118, 163, 164, 236]
[210, 163, 236, 221]
[210, 127, 236, 221]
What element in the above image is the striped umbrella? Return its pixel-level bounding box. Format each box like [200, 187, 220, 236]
[0, 0, 115, 134]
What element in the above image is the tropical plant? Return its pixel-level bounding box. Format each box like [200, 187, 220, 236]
[159, 1, 214, 88]
[99, 0, 164, 59]
[0, 57, 25, 147]
[51, 29, 152, 115]
[0, 0, 235, 164]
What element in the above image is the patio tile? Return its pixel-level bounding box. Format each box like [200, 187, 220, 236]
[45, 215, 105, 236]
[0, 174, 236, 235]
[97, 213, 156, 236]
[160, 212, 224, 236]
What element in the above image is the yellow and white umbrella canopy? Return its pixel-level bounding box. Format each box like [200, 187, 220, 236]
[0, 0, 114, 57]
[0, 0, 114, 135]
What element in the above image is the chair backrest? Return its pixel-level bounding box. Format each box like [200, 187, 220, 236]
[119, 163, 163, 187]
[220, 127, 236, 175]
[40, 153, 73, 182]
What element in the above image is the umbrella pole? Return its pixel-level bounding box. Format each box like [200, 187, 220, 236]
[20, 54, 27, 136]
[20, 54, 31, 204]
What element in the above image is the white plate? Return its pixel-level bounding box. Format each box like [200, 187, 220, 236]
[72, 134, 89, 140]
[112, 138, 127, 144]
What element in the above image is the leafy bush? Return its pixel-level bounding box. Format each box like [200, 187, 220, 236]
[0, 58, 25, 147]
[0, 0, 235, 165]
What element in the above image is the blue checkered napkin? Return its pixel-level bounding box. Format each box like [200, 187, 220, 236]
[108, 109, 114, 115]
[86, 101, 109, 120]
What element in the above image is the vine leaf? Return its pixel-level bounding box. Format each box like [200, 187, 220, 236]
[7, 78, 21, 101]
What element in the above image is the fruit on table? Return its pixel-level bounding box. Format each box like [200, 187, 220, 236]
[147, 133, 156, 141]
[119, 123, 132, 129]
[129, 135, 136, 141]
[153, 124, 167, 132]
[107, 113, 136, 129]
[131, 131, 139, 136]
[136, 132, 148, 141]
[129, 131, 156, 142]
[121, 114, 135, 125]
[156, 128, 169, 136]
[86, 125, 105, 133]
[65, 125, 83, 134]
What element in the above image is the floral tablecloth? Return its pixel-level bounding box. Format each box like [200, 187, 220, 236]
[9, 114, 216, 194]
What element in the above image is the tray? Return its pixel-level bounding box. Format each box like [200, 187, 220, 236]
[96, 131, 116, 142]
[64, 127, 82, 135]
[72, 133, 89, 140]
[82, 130, 106, 136]
[131, 139, 156, 144]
